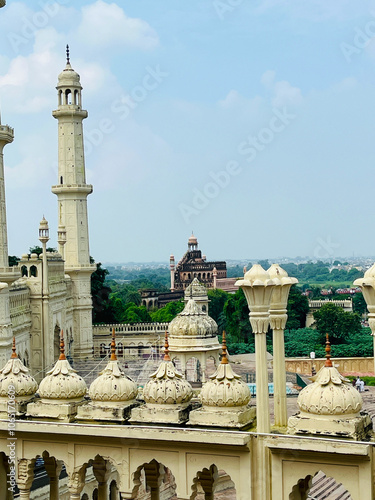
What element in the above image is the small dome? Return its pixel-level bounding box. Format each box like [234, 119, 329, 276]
[188, 233, 198, 244]
[143, 361, 193, 405]
[89, 361, 137, 402]
[184, 278, 207, 299]
[169, 299, 218, 337]
[38, 335, 86, 402]
[0, 339, 37, 398]
[200, 336, 251, 408]
[57, 62, 81, 87]
[143, 334, 193, 405]
[89, 332, 137, 402]
[297, 365, 362, 416]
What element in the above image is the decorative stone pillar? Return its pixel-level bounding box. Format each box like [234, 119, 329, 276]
[268, 264, 297, 428]
[44, 456, 63, 500]
[92, 457, 112, 500]
[17, 459, 35, 500]
[68, 468, 86, 500]
[144, 461, 165, 500]
[236, 265, 276, 433]
[354, 267, 375, 374]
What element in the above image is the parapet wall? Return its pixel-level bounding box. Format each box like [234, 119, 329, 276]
[286, 357, 374, 375]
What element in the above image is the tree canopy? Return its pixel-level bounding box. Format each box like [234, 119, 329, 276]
[313, 302, 361, 343]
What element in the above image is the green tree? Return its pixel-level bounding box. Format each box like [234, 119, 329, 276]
[286, 285, 309, 330]
[8, 256, 19, 267]
[353, 293, 367, 316]
[223, 288, 252, 343]
[151, 300, 185, 322]
[120, 303, 151, 323]
[91, 260, 113, 323]
[313, 303, 361, 343]
[207, 289, 230, 330]
[29, 245, 56, 255]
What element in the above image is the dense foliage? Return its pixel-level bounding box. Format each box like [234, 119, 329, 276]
[313, 303, 361, 343]
[282, 260, 362, 285]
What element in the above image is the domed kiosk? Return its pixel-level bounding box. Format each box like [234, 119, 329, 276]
[188, 332, 255, 429]
[77, 329, 138, 423]
[27, 332, 87, 422]
[131, 332, 193, 424]
[288, 336, 372, 440]
[0, 337, 37, 418]
[168, 278, 221, 382]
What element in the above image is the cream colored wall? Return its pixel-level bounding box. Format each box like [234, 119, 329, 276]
[285, 357, 374, 375]
[0, 422, 373, 500]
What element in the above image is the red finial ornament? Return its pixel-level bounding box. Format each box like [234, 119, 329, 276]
[325, 333, 332, 367]
[110, 328, 117, 361]
[11, 336, 17, 359]
[164, 331, 171, 361]
[221, 330, 229, 365]
[59, 330, 66, 361]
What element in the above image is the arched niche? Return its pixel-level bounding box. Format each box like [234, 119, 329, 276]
[131, 459, 177, 500]
[190, 464, 236, 499]
[289, 470, 353, 500]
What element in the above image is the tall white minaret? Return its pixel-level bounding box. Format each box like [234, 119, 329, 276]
[0, 120, 13, 272]
[0, 118, 20, 366]
[51, 46, 95, 359]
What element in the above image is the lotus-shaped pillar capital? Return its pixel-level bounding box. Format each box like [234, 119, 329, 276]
[268, 264, 298, 310]
[354, 274, 375, 313]
[236, 264, 276, 334]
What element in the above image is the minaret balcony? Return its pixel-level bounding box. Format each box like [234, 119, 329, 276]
[0, 266, 21, 285]
[52, 107, 88, 119]
[0, 125, 14, 144]
[51, 184, 93, 195]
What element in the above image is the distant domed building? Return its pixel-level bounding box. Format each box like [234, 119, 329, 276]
[170, 233, 227, 291]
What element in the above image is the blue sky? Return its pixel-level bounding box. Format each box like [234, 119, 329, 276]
[1, 0, 375, 263]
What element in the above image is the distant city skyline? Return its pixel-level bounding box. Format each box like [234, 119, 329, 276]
[1, 1, 375, 262]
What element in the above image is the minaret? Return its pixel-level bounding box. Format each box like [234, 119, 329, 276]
[0, 120, 12, 274]
[170, 254, 175, 292]
[0, 118, 20, 366]
[51, 46, 95, 359]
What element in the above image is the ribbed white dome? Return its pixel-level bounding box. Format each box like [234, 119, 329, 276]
[185, 278, 207, 299]
[169, 299, 218, 338]
[143, 360, 193, 405]
[39, 358, 87, 402]
[297, 366, 362, 416]
[89, 360, 137, 402]
[0, 343, 37, 398]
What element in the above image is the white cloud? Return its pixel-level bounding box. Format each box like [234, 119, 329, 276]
[76, 1, 159, 50]
[261, 70, 303, 107]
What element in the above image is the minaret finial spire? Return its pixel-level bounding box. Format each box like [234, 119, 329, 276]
[11, 336, 17, 359]
[59, 330, 66, 360]
[66, 44, 70, 64]
[221, 330, 229, 364]
[164, 331, 171, 361]
[325, 333, 332, 367]
[110, 328, 117, 361]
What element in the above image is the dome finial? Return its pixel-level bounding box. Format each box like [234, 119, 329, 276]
[59, 330, 66, 361]
[221, 331, 229, 365]
[110, 328, 117, 361]
[11, 336, 17, 359]
[325, 333, 332, 367]
[164, 331, 171, 361]
[66, 44, 70, 64]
